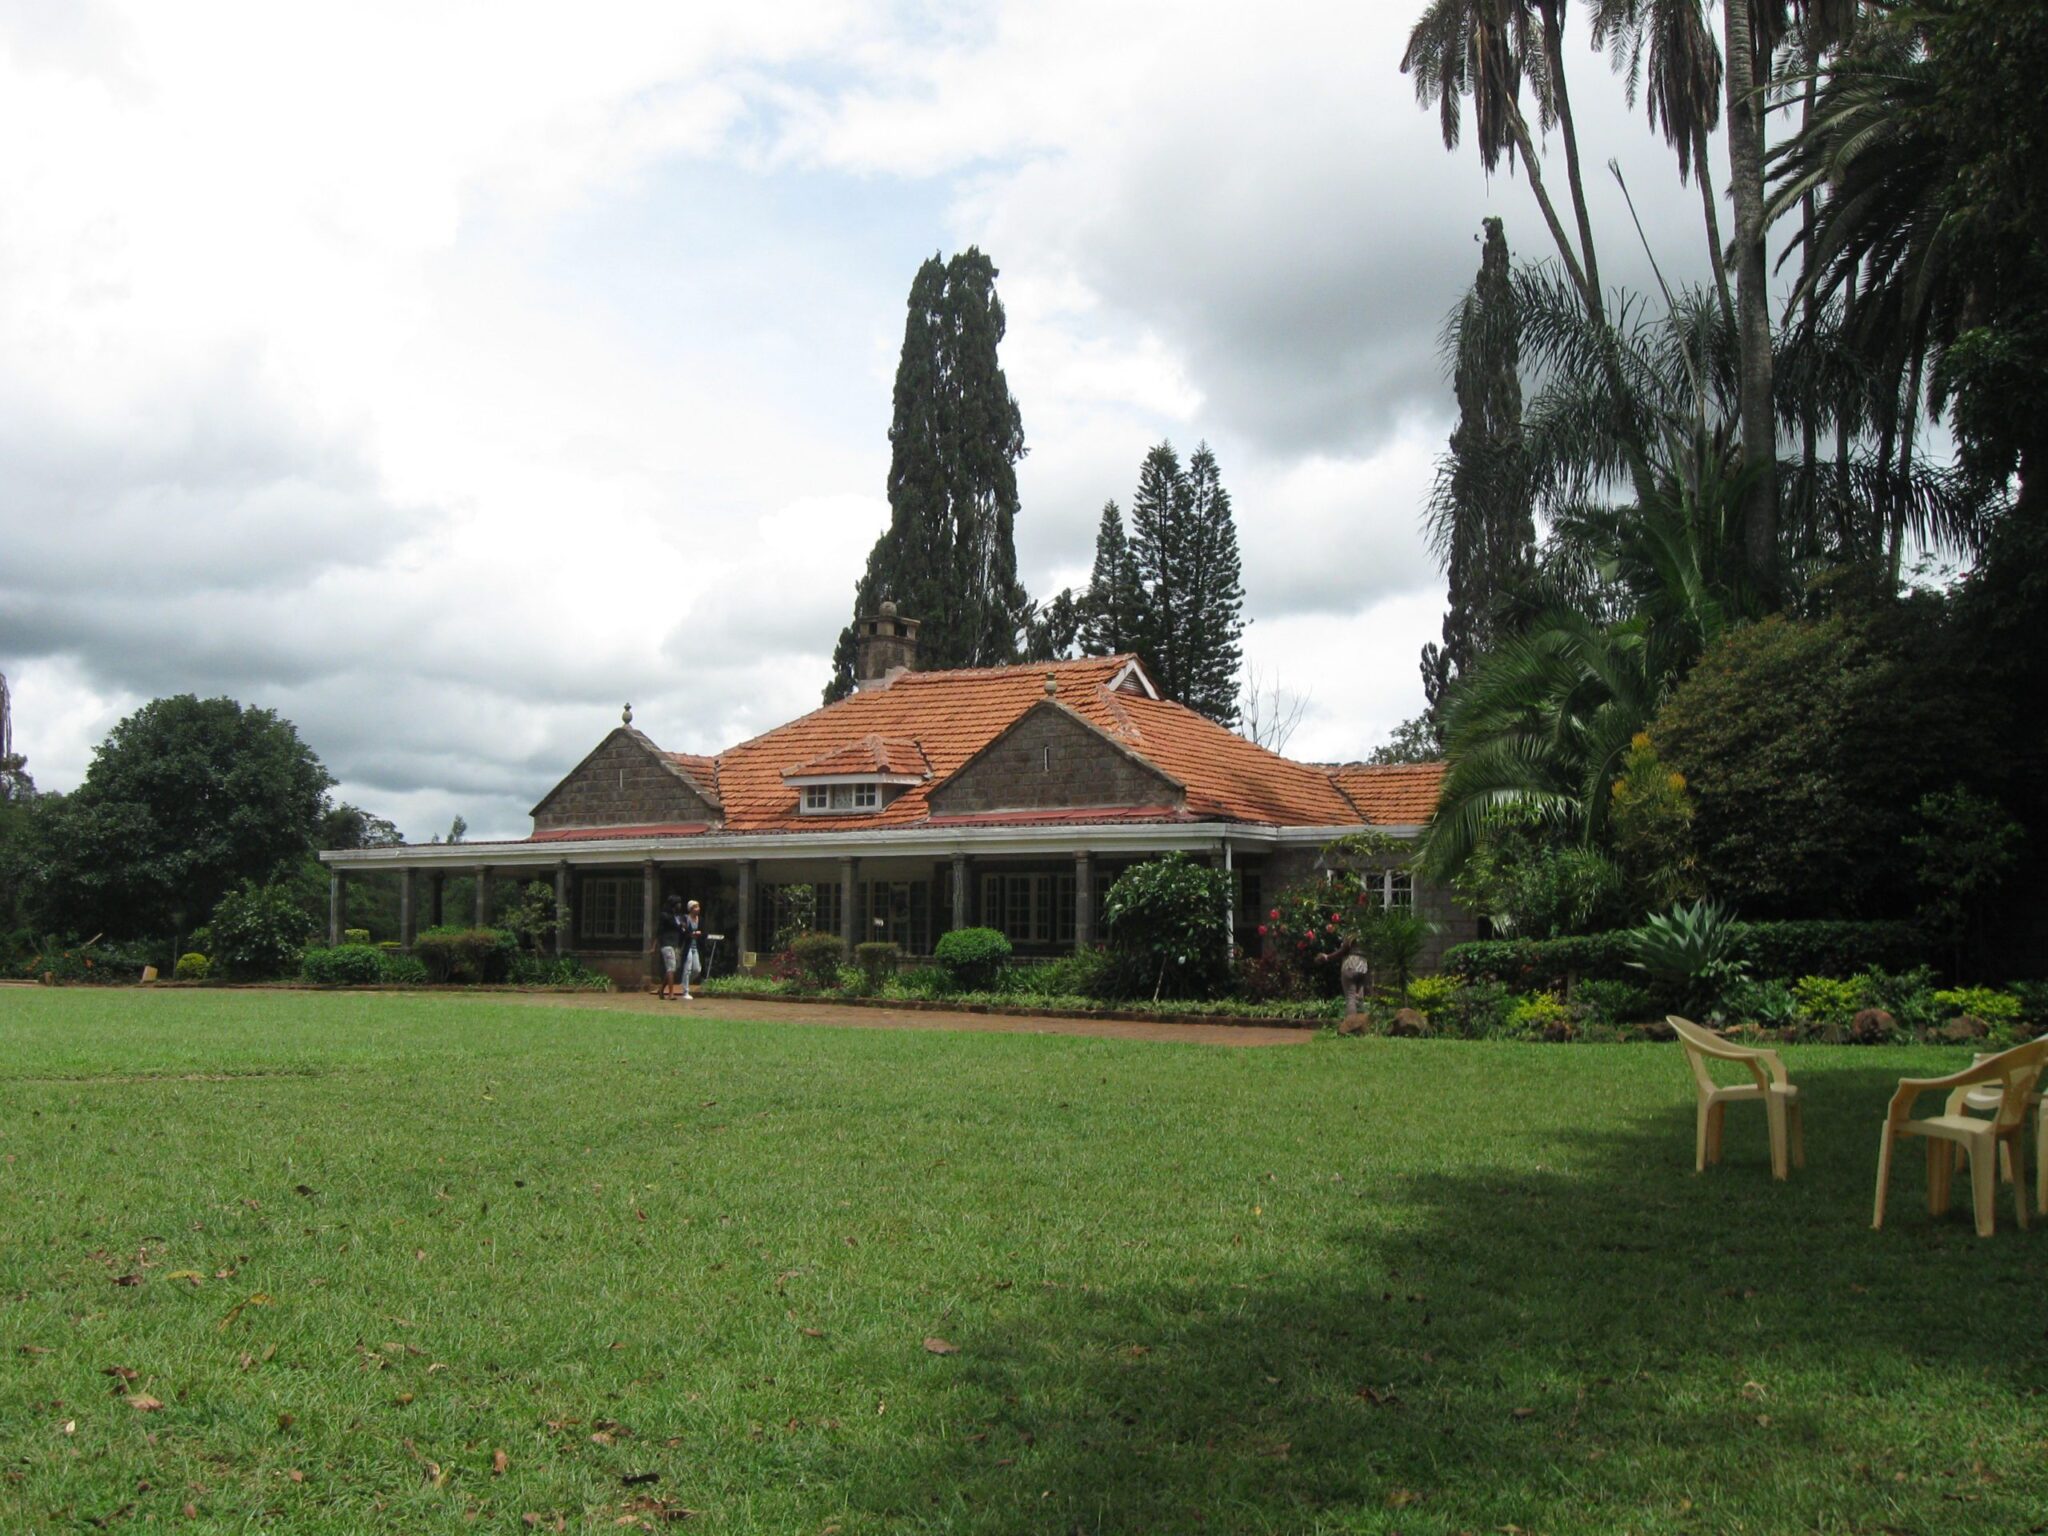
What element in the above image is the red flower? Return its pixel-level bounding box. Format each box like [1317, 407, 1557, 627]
[1296, 940, 1308, 951]
[1326, 919, 1338, 931]
[1256, 924, 1268, 937]
[1269, 908, 1280, 920]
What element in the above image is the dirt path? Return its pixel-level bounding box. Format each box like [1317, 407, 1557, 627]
[496, 988, 1314, 1047]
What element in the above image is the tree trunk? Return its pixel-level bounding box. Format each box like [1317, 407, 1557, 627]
[1540, 3, 1602, 312]
[1505, 107, 1597, 321]
[1695, 123, 1736, 334]
[1723, 0, 1780, 607]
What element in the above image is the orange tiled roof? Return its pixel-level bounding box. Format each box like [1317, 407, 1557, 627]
[541, 657, 1445, 837]
[1326, 761, 1449, 825]
[782, 734, 931, 780]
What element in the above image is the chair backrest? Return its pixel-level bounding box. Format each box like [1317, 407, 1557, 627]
[1667, 1014, 1773, 1094]
[1963, 1038, 2048, 1132]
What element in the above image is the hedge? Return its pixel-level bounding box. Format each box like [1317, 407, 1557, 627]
[1443, 919, 1926, 989]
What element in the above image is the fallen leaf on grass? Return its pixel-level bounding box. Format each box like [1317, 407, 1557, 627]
[287, 1469, 304, 1484]
[294, 1185, 317, 1198]
[113, 1274, 145, 1287]
[61, 1420, 75, 1435]
[126, 1395, 165, 1412]
[163, 1270, 205, 1286]
[216, 1293, 273, 1332]
[182, 1504, 198, 1518]
[801, 1328, 824, 1339]
[1385, 1487, 1421, 1508]
[102, 1366, 139, 1383]
[395, 1392, 416, 1406]
[591, 1431, 617, 1447]
[19, 1345, 53, 1357]
[492, 1449, 510, 1476]
[922, 1337, 958, 1356]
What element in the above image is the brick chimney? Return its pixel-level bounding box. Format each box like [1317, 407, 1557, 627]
[854, 601, 920, 691]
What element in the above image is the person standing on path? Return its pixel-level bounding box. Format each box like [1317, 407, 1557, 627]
[680, 899, 705, 1000]
[656, 895, 687, 1001]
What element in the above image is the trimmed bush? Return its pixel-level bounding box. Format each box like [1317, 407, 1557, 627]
[934, 927, 1012, 991]
[854, 941, 900, 992]
[414, 926, 517, 984]
[507, 952, 610, 989]
[343, 928, 371, 946]
[208, 880, 316, 980]
[787, 933, 847, 992]
[174, 952, 210, 982]
[1444, 919, 1927, 992]
[301, 944, 384, 985]
[378, 951, 430, 987]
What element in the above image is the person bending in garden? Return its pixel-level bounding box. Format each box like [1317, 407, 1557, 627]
[656, 895, 687, 1001]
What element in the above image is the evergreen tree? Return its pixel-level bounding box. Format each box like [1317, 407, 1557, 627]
[1177, 444, 1246, 725]
[826, 249, 1028, 700]
[1020, 589, 1081, 661]
[1078, 500, 1142, 656]
[1125, 440, 1247, 727]
[1421, 216, 1534, 716]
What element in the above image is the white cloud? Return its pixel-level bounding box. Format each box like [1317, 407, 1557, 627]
[0, 0, 1747, 839]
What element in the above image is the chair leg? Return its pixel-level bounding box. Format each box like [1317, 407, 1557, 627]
[1695, 1098, 1711, 1173]
[1765, 1092, 1790, 1181]
[2012, 1133, 2030, 1232]
[1707, 1103, 1726, 1166]
[1789, 1102, 1806, 1170]
[1969, 1140, 1997, 1238]
[1873, 1127, 1894, 1230]
[2036, 1108, 2046, 1218]
[1928, 1139, 1953, 1218]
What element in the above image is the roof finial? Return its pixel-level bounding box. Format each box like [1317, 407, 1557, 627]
[622, 703, 634, 726]
[1044, 671, 1057, 698]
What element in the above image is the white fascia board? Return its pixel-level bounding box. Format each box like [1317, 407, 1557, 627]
[316, 821, 1360, 870]
[781, 773, 927, 788]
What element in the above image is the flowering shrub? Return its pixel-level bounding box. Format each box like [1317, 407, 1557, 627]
[1263, 881, 1359, 995]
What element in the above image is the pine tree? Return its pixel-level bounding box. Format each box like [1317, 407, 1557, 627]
[1125, 440, 1246, 727]
[826, 249, 1028, 700]
[1079, 501, 1141, 655]
[1422, 217, 1534, 717]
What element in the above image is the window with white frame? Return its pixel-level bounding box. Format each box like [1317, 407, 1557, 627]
[978, 872, 1075, 946]
[798, 782, 884, 813]
[1360, 868, 1413, 911]
[577, 875, 640, 943]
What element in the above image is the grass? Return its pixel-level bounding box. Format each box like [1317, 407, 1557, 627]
[1, 989, 2044, 1534]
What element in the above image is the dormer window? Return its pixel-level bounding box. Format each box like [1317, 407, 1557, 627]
[800, 783, 884, 813]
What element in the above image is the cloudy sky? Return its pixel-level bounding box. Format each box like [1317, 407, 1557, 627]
[0, 0, 1729, 841]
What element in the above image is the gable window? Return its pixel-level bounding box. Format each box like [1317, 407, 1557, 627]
[798, 782, 886, 813]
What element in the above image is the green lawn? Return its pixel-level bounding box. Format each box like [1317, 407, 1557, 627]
[1, 990, 2043, 1534]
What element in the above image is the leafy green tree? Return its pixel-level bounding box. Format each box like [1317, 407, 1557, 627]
[1125, 442, 1246, 725]
[1423, 216, 1535, 715]
[1368, 713, 1445, 764]
[26, 696, 332, 942]
[207, 878, 318, 980]
[1651, 606, 1978, 919]
[1102, 852, 1232, 1000]
[1903, 786, 2024, 979]
[828, 248, 1029, 699]
[1079, 501, 1143, 656]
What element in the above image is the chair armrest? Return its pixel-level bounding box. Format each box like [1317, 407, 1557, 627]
[1887, 1063, 1999, 1123]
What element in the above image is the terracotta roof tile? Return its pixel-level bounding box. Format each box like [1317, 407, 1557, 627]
[538, 657, 1445, 838]
[1325, 762, 1449, 825]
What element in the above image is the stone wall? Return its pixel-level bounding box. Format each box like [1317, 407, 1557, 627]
[533, 729, 718, 832]
[929, 702, 1181, 816]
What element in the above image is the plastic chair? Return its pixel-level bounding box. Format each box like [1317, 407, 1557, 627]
[1668, 1015, 1804, 1180]
[1872, 1038, 2048, 1237]
[1946, 1049, 2048, 1220]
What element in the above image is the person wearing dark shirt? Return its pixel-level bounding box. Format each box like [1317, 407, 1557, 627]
[656, 896, 686, 1001]
[679, 899, 705, 1000]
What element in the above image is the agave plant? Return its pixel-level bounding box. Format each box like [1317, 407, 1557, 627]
[1626, 898, 1747, 1001]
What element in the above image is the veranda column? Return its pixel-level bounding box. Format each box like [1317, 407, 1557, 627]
[398, 868, 417, 948]
[473, 866, 492, 927]
[553, 861, 570, 958]
[839, 857, 858, 951]
[1073, 850, 1092, 953]
[327, 871, 347, 946]
[429, 872, 444, 928]
[951, 852, 969, 932]
[641, 861, 658, 975]
[735, 859, 755, 963]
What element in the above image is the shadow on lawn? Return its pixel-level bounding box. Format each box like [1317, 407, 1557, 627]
[839, 1060, 2048, 1534]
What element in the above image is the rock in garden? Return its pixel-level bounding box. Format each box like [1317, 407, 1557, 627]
[1937, 1014, 1988, 1043]
[1336, 1015, 1368, 1037]
[1849, 1008, 1895, 1045]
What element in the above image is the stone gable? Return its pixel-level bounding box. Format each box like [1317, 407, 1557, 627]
[532, 729, 719, 833]
[928, 701, 1182, 816]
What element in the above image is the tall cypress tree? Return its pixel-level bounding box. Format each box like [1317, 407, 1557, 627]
[826, 249, 1029, 701]
[1079, 500, 1142, 656]
[1124, 440, 1246, 727]
[1177, 443, 1246, 725]
[1421, 217, 1534, 716]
